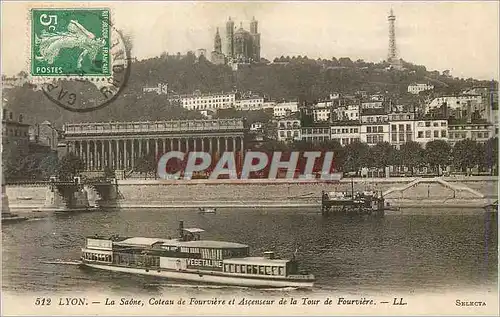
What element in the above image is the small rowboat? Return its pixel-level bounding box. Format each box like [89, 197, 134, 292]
[198, 207, 217, 214]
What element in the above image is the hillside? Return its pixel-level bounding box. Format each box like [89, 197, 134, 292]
[3, 52, 497, 128]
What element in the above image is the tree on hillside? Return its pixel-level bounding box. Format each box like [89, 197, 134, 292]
[481, 138, 498, 175]
[400, 141, 424, 175]
[322, 140, 345, 171]
[452, 139, 482, 175]
[38, 152, 59, 179]
[424, 140, 451, 176]
[57, 152, 84, 180]
[344, 141, 370, 174]
[135, 153, 157, 179]
[371, 142, 397, 172]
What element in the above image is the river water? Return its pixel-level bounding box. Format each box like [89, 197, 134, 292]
[2, 208, 498, 297]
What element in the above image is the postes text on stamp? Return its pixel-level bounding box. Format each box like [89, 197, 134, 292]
[31, 8, 111, 76]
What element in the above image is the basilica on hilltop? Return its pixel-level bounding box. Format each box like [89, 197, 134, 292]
[211, 17, 261, 65]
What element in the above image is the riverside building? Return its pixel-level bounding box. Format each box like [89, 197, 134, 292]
[63, 119, 246, 171]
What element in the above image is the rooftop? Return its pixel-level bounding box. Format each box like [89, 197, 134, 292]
[223, 256, 290, 266]
[114, 237, 249, 249]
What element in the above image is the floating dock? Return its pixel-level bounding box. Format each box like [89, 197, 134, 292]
[321, 190, 386, 217]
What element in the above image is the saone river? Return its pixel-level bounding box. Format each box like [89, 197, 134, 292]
[2, 208, 498, 297]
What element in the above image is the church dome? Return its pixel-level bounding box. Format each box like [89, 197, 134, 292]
[235, 27, 250, 35]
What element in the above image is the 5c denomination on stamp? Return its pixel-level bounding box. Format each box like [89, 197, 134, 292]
[31, 8, 111, 76]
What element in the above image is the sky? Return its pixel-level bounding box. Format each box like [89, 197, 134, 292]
[2, 1, 499, 80]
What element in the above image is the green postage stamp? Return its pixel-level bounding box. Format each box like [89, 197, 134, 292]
[31, 8, 111, 76]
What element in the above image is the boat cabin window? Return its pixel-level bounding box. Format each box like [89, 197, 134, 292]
[84, 252, 111, 263]
[279, 267, 284, 276]
[224, 264, 286, 276]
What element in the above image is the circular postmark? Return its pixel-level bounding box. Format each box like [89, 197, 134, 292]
[37, 9, 131, 113]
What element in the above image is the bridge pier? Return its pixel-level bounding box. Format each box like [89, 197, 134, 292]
[35, 178, 119, 211]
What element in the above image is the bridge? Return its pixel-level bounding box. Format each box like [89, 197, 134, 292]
[39, 177, 120, 210]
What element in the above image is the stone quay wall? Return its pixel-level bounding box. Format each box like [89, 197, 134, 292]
[5, 177, 498, 209]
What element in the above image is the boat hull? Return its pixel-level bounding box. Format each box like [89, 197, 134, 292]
[82, 263, 314, 288]
[33, 207, 100, 213]
[1, 216, 28, 224]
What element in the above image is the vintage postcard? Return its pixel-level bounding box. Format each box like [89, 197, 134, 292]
[1, 0, 498, 316]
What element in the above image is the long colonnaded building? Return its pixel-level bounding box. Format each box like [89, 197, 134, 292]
[63, 118, 246, 171]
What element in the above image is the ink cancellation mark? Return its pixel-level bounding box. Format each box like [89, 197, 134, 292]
[31, 8, 131, 113]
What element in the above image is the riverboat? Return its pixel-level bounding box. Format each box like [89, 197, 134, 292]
[198, 207, 217, 214]
[1, 212, 28, 224]
[321, 190, 386, 216]
[80, 221, 315, 288]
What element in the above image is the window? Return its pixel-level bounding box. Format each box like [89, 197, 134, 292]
[399, 124, 404, 131]
[391, 133, 397, 142]
[441, 130, 446, 137]
[406, 124, 411, 131]
[425, 131, 431, 138]
[418, 131, 423, 138]
[391, 125, 397, 131]
[378, 126, 383, 133]
[434, 131, 439, 137]
[433, 122, 439, 127]
[367, 127, 372, 133]
[272, 267, 278, 275]
[367, 135, 373, 143]
[425, 122, 431, 127]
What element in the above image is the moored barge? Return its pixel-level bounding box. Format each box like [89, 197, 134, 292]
[80, 221, 315, 288]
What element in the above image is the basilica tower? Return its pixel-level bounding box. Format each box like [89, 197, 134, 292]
[250, 16, 260, 61]
[214, 27, 222, 53]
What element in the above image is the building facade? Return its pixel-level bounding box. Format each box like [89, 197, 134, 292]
[413, 119, 448, 146]
[29, 121, 60, 151]
[2, 108, 30, 156]
[234, 96, 265, 110]
[273, 101, 299, 118]
[426, 95, 482, 113]
[330, 123, 361, 146]
[210, 28, 226, 65]
[360, 123, 390, 145]
[277, 116, 301, 142]
[407, 83, 434, 94]
[447, 123, 494, 146]
[301, 126, 330, 143]
[63, 119, 246, 171]
[181, 92, 236, 111]
[223, 17, 261, 63]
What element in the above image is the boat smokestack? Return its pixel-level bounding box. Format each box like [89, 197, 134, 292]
[178, 221, 184, 240]
[263, 251, 275, 259]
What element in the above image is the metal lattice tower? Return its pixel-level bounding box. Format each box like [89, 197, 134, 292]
[387, 8, 397, 62]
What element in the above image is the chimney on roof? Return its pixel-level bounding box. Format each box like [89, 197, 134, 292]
[466, 101, 472, 124]
[178, 221, 184, 240]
